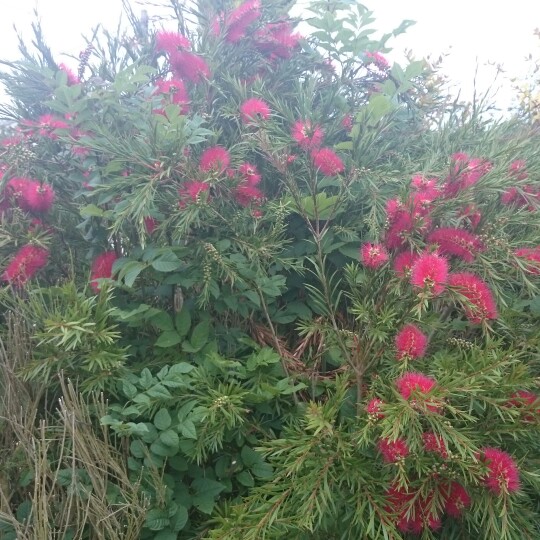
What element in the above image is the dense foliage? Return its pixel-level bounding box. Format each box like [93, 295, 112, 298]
[1, 1, 540, 539]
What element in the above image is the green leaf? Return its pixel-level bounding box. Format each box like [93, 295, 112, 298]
[80, 204, 104, 217]
[154, 531, 178, 540]
[160, 429, 180, 448]
[150, 311, 175, 331]
[237, 470, 255, 487]
[252, 462, 274, 479]
[154, 408, 172, 430]
[168, 362, 195, 375]
[405, 60, 425, 80]
[339, 244, 361, 260]
[366, 94, 395, 126]
[156, 331, 182, 348]
[144, 509, 170, 531]
[121, 379, 138, 399]
[179, 419, 197, 439]
[192, 478, 226, 514]
[297, 193, 340, 220]
[119, 261, 146, 288]
[175, 307, 191, 337]
[150, 439, 178, 457]
[241, 446, 262, 467]
[170, 506, 189, 532]
[189, 320, 210, 351]
[152, 251, 181, 272]
[130, 440, 146, 459]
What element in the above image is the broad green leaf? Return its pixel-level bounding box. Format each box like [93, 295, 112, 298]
[144, 509, 170, 531]
[190, 320, 210, 351]
[175, 307, 191, 337]
[160, 429, 180, 449]
[154, 408, 172, 430]
[156, 331, 182, 348]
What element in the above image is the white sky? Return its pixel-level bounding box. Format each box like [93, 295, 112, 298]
[1, 0, 540, 109]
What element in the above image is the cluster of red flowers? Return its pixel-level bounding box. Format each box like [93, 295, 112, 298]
[212, 0, 262, 43]
[514, 246, 540, 274]
[480, 447, 520, 495]
[357, 156, 506, 325]
[290, 120, 344, 176]
[2, 244, 49, 286]
[240, 98, 271, 124]
[153, 78, 190, 115]
[395, 324, 428, 360]
[365, 51, 389, 70]
[501, 160, 540, 209]
[396, 371, 440, 412]
[90, 251, 118, 293]
[360, 242, 389, 269]
[448, 272, 497, 324]
[58, 63, 80, 86]
[386, 479, 472, 534]
[3, 177, 55, 213]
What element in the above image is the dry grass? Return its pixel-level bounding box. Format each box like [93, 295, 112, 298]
[0, 312, 147, 539]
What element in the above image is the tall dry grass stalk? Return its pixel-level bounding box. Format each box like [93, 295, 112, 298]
[0, 312, 147, 539]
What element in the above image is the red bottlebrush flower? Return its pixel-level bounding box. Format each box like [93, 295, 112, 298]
[341, 114, 353, 132]
[427, 227, 484, 263]
[459, 204, 482, 230]
[238, 163, 262, 186]
[385, 198, 404, 223]
[235, 185, 264, 207]
[508, 390, 538, 408]
[311, 148, 345, 176]
[411, 174, 437, 192]
[179, 181, 210, 206]
[515, 247, 540, 275]
[378, 437, 409, 463]
[58, 63, 80, 85]
[240, 98, 271, 124]
[291, 120, 324, 150]
[445, 154, 491, 196]
[366, 398, 384, 419]
[396, 372, 439, 412]
[90, 251, 117, 292]
[154, 79, 190, 114]
[155, 30, 191, 54]
[448, 272, 497, 324]
[2, 244, 49, 286]
[360, 243, 389, 269]
[386, 484, 440, 534]
[422, 432, 448, 458]
[33, 114, 69, 139]
[6, 178, 54, 213]
[253, 21, 301, 60]
[509, 159, 528, 180]
[442, 482, 471, 518]
[507, 390, 539, 421]
[385, 214, 412, 250]
[410, 252, 449, 296]
[396, 372, 437, 399]
[144, 217, 159, 235]
[481, 447, 520, 495]
[21, 182, 55, 213]
[170, 51, 211, 83]
[365, 51, 389, 70]
[501, 185, 540, 210]
[393, 251, 418, 277]
[395, 324, 428, 360]
[200, 146, 230, 173]
[223, 0, 262, 43]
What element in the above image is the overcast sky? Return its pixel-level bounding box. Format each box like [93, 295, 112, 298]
[1, 0, 540, 109]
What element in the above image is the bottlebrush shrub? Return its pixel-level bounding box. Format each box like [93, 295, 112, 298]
[0, 0, 540, 539]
